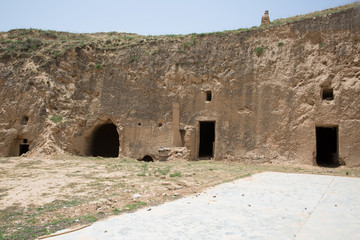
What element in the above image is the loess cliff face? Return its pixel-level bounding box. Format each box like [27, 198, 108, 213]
[0, 4, 360, 166]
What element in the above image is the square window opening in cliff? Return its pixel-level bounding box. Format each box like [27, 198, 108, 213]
[22, 116, 29, 125]
[19, 139, 29, 156]
[322, 88, 334, 100]
[206, 91, 212, 102]
[316, 126, 339, 167]
[198, 121, 215, 159]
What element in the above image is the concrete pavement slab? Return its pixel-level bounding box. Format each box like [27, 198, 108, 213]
[49, 172, 360, 240]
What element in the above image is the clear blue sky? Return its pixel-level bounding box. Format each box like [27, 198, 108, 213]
[0, 0, 358, 35]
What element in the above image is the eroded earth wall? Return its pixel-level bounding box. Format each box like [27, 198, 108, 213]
[0, 6, 359, 166]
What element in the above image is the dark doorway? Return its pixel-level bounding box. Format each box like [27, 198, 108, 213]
[316, 127, 339, 167]
[198, 121, 215, 158]
[180, 129, 186, 147]
[91, 123, 119, 157]
[19, 139, 29, 156]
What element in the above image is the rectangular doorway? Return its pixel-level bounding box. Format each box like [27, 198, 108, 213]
[198, 121, 215, 159]
[316, 126, 339, 166]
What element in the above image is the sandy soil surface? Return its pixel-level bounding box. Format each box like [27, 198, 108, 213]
[0, 155, 359, 240]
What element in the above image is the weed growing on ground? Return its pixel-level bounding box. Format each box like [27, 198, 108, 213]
[137, 163, 148, 176]
[124, 201, 147, 210]
[50, 115, 62, 123]
[254, 47, 264, 55]
[53, 50, 61, 57]
[170, 171, 182, 177]
[113, 208, 121, 215]
[128, 56, 137, 62]
[156, 166, 170, 176]
[278, 42, 284, 47]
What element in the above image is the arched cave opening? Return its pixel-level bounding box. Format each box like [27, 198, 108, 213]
[91, 123, 119, 158]
[141, 155, 154, 162]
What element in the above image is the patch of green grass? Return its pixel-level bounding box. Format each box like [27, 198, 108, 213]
[113, 208, 122, 215]
[45, 217, 74, 229]
[137, 163, 148, 176]
[94, 64, 101, 69]
[278, 42, 284, 47]
[0, 207, 23, 221]
[122, 36, 134, 40]
[79, 215, 97, 223]
[53, 50, 61, 57]
[41, 199, 83, 212]
[128, 56, 137, 62]
[4, 225, 49, 240]
[155, 166, 171, 176]
[50, 115, 62, 123]
[254, 47, 264, 54]
[170, 171, 182, 177]
[124, 201, 147, 210]
[183, 42, 190, 48]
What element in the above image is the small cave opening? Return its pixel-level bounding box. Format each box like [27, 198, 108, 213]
[141, 155, 154, 162]
[22, 116, 29, 125]
[91, 123, 119, 158]
[206, 90, 212, 102]
[322, 88, 334, 100]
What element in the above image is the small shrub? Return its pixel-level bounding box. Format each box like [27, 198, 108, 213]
[22, 38, 42, 51]
[94, 64, 101, 69]
[278, 42, 284, 47]
[122, 36, 134, 40]
[183, 42, 190, 48]
[50, 115, 62, 123]
[254, 47, 264, 54]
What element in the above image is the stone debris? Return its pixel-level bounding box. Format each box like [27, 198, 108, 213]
[132, 193, 142, 200]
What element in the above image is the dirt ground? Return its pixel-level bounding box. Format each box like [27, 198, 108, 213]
[1, 155, 360, 240]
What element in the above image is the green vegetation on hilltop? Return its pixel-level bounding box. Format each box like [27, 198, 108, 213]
[0, 2, 358, 62]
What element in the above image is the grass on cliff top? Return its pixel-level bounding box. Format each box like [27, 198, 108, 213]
[0, 2, 358, 61]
